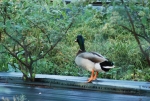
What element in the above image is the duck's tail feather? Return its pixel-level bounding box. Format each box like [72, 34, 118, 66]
[103, 66, 115, 68]
[100, 61, 115, 72]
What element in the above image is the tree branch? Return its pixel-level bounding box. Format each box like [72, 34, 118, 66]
[26, 18, 51, 44]
[3, 44, 29, 68]
[120, 0, 150, 65]
[33, 18, 74, 62]
[118, 24, 150, 43]
[135, 12, 148, 38]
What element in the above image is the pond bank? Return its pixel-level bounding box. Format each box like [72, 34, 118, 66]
[0, 72, 150, 96]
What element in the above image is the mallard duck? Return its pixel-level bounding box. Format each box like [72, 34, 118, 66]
[75, 35, 114, 83]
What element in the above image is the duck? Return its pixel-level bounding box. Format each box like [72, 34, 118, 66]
[75, 35, 114, 83]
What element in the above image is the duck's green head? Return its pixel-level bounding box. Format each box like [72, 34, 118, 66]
[75, 35, 85, 51]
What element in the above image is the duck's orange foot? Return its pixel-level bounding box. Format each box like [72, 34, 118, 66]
[86, 69, 95, 83]
[87, 77, 93, 83]
[93, 71, 98, 80]
[87, 71, 98, 83]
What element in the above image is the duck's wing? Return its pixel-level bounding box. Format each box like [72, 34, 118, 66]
[78, 52, 107, 63]
[90, 52, 106, 59]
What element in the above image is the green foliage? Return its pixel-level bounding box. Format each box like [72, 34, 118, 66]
[0, 0, 76, 81]
[2, 94, 27, 101]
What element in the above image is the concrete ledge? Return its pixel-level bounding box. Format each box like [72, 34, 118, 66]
[0, 72, 150, 96]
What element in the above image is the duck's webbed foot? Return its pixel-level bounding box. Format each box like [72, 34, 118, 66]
[87, 69, 94, 83]
[87, 70, 98, 83]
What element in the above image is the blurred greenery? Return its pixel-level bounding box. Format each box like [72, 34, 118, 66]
[2, 94, 27, 101]
[0, 0, 150, 81]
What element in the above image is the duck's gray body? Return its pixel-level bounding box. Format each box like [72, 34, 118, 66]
[75, 51, 112, 72]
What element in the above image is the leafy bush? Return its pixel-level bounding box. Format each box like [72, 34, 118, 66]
[0, 0, 77, 81]
[2, 94, 27, 101]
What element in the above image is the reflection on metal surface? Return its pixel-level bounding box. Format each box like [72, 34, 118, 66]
[1, 83, 150, 101]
